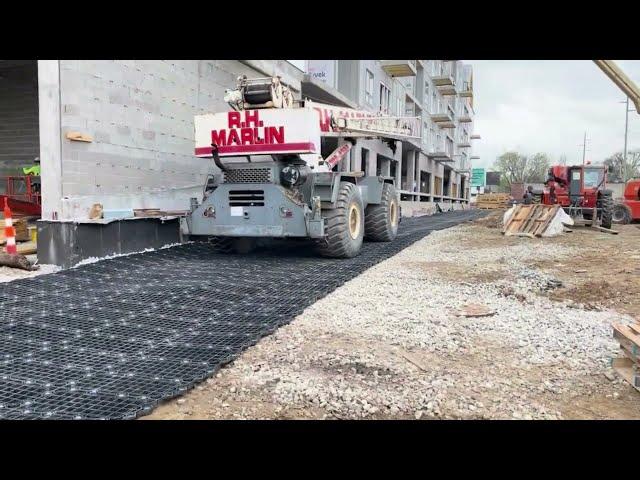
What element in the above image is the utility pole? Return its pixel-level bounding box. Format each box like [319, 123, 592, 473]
[579, 132, 589, 164]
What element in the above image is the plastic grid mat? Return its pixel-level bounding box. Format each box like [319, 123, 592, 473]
[0, 210, 483, 419]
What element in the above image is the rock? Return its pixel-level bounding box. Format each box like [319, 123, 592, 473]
[177, 399, 186, 405]
[230, 386, 237, 393]
[415, 410, 424, 420]
[604, 371, 616, 382]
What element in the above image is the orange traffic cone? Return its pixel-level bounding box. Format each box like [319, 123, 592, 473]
[3, 197, 17, 255]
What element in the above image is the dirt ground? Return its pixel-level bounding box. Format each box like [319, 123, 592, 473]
[144, 211, 640, 420]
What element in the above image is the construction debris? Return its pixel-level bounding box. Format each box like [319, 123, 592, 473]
[502, 204, 573, 238]
[0, 252, 36, 271]
[475, 193, 512, 210]
[455, 303, 497, 318]
[611, 319, 640, 393]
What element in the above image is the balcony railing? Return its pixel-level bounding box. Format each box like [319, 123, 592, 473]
[432, 62, 456, 89]
[426, 141, 454, 162]
[381, 60, 417, 77]
[458, 138, 471, 148]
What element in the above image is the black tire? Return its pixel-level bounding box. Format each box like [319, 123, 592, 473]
[612, 202, 631, 224]
[208, 236, 236, 254]
[314, 181, 364, 258]
[532, 194, 542, 204]
[600, 193, 614, 229]
[365, 182, 400, 242]
[582, 211, 593, 221]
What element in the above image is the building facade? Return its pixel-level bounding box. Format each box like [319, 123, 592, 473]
[307, 60, 477, 211]
[0, 59, 475, 265]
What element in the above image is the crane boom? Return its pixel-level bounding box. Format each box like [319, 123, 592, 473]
[594, 60, 640, 113]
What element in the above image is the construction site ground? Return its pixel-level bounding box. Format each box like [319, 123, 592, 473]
[145, 211, 640, 420]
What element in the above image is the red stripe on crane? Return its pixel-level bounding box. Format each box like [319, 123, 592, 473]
[195, 142, 317, 156]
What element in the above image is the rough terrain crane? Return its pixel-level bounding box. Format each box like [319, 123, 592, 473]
[187, 76, 421, 258]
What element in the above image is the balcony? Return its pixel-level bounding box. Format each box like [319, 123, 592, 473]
[381, 60, 417, 77]
[432, 73, 455, 87]
[430, 110, 455, 129]
[459, 81, 473, 98]
[458, 113, 473, 123]
[458, 139, 471, 148]
[471, 134, 481, 140]
[426, 143, 454, 162]
[437, 83, 457, 96]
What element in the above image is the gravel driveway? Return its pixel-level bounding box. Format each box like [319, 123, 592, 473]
[145, 216, 640, 420]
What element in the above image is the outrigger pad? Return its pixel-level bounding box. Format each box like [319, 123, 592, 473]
[0, 210, 484, 420]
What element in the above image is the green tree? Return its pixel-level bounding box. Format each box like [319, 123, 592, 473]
[493, 151, 550, 186]
[603, 150, 640, 182]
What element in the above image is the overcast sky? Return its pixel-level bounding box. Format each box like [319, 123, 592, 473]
[288, 60, 640, 170]
[469, 60, 640, 169]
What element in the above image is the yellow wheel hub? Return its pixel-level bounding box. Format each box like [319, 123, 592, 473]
[348, 203, 361, 240]
[390, 199, 398, 226]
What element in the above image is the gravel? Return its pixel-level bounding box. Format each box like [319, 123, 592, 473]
[152, 223, 637, 420]
[0, 263, 60, 283]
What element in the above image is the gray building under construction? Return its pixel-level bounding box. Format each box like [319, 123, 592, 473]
[0, 60, 477, 266]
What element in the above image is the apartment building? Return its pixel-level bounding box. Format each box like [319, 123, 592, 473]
[305, 60, 477, 209]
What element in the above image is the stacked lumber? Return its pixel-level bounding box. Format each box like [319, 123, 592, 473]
[611, 320, 640, 393]
[476, 193, 511, 209]
[502, 204, 561, 238]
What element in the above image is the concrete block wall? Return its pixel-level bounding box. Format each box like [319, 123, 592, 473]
[39, 60, 303, 221]
[0, 60, 39, 177]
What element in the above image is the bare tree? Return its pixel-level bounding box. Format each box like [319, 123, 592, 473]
[493, 151, 550, 186]
[603, 150, 640, 182]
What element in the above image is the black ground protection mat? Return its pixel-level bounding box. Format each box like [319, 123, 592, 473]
[0, 210, 484, 419]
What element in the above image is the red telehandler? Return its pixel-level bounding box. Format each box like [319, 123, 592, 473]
[533, 163, 614, 229]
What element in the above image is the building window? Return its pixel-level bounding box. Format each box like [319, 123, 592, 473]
[379, 82, 391, 114]
[365, 69, 374, 105]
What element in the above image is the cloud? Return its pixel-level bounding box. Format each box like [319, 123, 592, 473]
[470, 60, 640, 169]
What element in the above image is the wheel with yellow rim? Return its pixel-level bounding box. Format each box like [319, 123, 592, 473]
[314, 181, 364, 258]
[364, 183, 399, 242]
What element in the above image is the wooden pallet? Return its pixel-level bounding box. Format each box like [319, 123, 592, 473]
[612, 320, 640, 392]
[502, 204, 560, 237]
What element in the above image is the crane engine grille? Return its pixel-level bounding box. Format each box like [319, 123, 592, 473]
[223, 168, 272, 184]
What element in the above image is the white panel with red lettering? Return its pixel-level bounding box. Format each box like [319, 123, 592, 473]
[194, 109, 320, 157]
